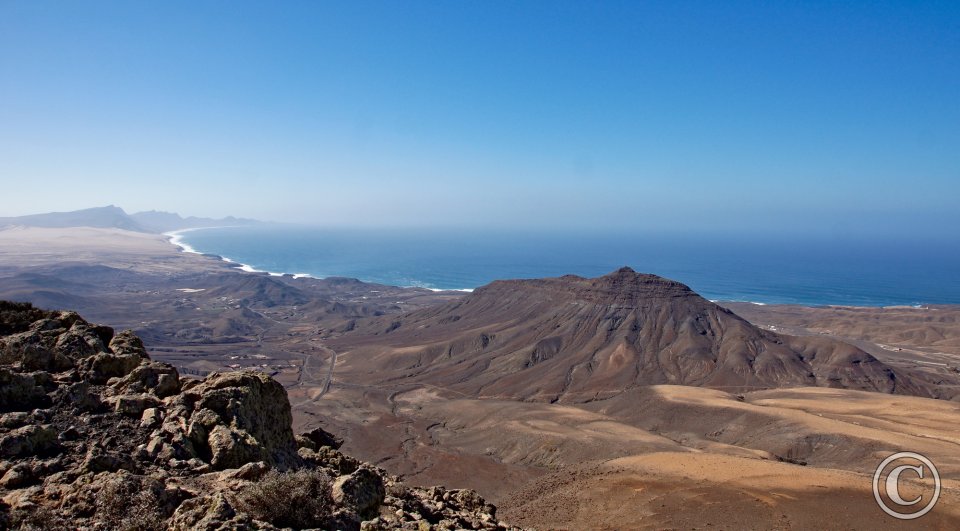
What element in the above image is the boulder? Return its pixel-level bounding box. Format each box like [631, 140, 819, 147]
[0, 412, 30, 429]
[140, 407, 163, 429]
[0, 463, 35, 488]
[168, 493, 259, 531]
[54, 324, 107, 360]
[80, 352, 143, 384]
[111, 393, 161, 417]
[448, 489, 488, 513]
[332, 466, 386, 518]
[108, 329, 147, 357]
[0, 368, 51, 413]
[299, 446, 361, 475]
[83, 449, 136, 473]
[187, 371, 300, 470]
[207, 424, 267, 470]
[0, 331, 73, 372]
[0, 425, 58, 458]
[223, 460, 269, 481]
[52, 381, 103, 412]
[113, 360, 180, 397]
[298, 425, 344, 450]
[186, 407, 220, 448]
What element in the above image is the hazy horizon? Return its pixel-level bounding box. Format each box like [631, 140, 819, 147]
[1, 2, 958, 237]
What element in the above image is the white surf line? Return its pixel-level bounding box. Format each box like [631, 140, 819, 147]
[425, 287, 475, 293]
[165, 227, 479, 291]
[164, 225, 247, 255]
[164, 226, 289, 277]
[164, 228, 207, 254]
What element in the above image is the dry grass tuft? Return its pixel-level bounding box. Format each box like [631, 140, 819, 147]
[233, 468, 334, 528]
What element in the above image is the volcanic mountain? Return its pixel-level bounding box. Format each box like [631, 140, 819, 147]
[330, 267, 935, 401]
[0, 205, 258, 233]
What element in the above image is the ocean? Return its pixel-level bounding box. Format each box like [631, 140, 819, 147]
[169, 225, 960, 307]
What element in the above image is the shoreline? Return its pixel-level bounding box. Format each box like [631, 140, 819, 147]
[161, 227, 944, 307]
[163, 227, 474, 292]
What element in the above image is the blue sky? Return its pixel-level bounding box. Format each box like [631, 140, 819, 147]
[1, 1, 957, 236]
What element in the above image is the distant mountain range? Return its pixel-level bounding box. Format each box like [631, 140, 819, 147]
[0, 205, 258, 234]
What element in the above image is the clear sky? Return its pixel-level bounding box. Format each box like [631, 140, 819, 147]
[1, 1, 957, 236]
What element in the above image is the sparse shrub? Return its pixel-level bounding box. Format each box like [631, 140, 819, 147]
[9, 505, 68, 531]
[232, 468, 334, 528]
[94, 474, 167, 531]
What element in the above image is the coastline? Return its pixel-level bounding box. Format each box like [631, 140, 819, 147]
[165, 227, 307, 279]
[163, 227, 474, 292]
[161, 227, 949, 306]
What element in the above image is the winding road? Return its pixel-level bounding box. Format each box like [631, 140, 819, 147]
[291, 341, 338, 407]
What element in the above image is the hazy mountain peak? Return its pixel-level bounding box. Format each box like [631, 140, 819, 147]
[0, 207, 259, 234]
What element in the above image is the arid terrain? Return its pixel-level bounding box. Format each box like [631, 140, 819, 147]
[2, 225, 960, 529]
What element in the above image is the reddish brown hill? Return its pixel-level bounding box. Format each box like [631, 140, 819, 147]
[330, 268, 938, 401]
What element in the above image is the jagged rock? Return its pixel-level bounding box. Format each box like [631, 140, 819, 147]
[52, 381, 104, 412]
[113, 360, 181, 397]
[108, 329, 147, 357]
[141, 407, 163, 428]
[298, 445, 360, 475]
[186, 371, 300, 470]
[58, 426, 80, 441]
[0, 425, 58, 458]
[332, 465, 386, 518]
[54, 323, 108, 360]
[53, 311, 83, 330]
[186, 407, 220, 447]
[0, 331, 73, 372]
[0, 463, 34, 489]
[208, 424, 267, 470]
[83, 449, 136, 473]
[448, 489, 488, 513]
[0, 302, 49, 335]
[224, 460, 269, 481]
[0, 412, 29, 429]
[111, 393, 161, 417]
[0, 369, 50, 413]
[80, 352, 143, 384]
[169, 493, 268, 530]
[298, 425, 344, 450]
[0, 304, 520, 531]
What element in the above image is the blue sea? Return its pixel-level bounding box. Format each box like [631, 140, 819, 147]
[170, 225, 960, 307]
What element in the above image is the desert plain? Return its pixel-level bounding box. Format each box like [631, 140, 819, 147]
[2, 225, 960, 529]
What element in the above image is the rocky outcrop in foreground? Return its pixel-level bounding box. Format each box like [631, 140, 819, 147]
[0, 301, 517, 530]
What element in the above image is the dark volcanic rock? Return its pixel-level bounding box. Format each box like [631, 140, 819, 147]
[298, 425, 345, 450]
[0, 368, 51, 412]
[0, 302, 518, 530]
